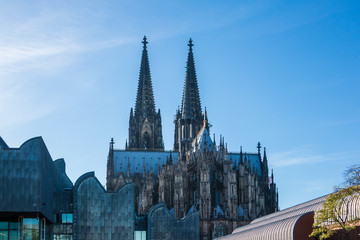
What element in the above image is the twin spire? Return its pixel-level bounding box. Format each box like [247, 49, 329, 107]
[181, 38, 202, 121]
[135, 36, 202, 122]
[131, 36, 203, 152]
[134, 36, 156, 119]
[129, 36, 163, 150]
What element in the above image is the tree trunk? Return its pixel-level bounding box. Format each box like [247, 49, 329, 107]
[345, 232, 350, 240]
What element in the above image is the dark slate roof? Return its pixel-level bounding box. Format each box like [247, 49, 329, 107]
[192, 125, 214, 152]
[113, 150, 179, 174]
[228, 153, 262, 176]
[113, 149, 261, 176]
[0, 136, 9, 149]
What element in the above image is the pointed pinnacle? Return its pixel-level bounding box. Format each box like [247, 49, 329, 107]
[188, 38, 194, 50]
[142, 36, 148, 47]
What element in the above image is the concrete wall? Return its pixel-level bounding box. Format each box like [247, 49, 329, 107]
[73, 172, 135, 240]
[147, 202, 200, 240]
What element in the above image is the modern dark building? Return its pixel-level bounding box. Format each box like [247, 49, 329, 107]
[0, 136, 199, 240]
[0, 137, 73, 240]
[106, 36, 278, 240]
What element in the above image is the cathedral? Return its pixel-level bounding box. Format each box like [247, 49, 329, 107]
[106, 36, 279, 239]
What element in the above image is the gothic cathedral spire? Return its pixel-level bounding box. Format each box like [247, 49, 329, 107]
[135, 36, 156, 118]
[174, 38, 203, 152]
[181, 38, 202, 121]
[128, 36, 164, 151]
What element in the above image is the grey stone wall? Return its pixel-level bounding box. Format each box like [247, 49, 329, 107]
[73, 172, 135, 240]
[147, 202, 200, 240]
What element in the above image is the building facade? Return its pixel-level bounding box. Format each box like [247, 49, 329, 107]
[106, 37, 279, 239]
[0, 136, 199, 240]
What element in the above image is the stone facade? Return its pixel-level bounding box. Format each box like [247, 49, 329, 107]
[107, 37, 279, 239]
[127, 36, 164, 151]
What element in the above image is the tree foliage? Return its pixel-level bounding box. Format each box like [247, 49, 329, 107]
[310, 185, 360, 240]
[344, 164, 360, 187]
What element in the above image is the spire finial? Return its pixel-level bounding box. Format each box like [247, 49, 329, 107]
[203, 107, 207, 127]
[188, 38, 194, 50]
[110, 138, 114, 150]
[257, 142, 261, 154]
[142, 36, 148, 48]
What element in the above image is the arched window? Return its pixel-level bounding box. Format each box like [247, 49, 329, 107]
[218, 224, 224, 237]
[143, 132, 150, 149]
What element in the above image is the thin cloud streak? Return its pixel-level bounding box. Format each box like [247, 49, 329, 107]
[0, 1, 266, 77]
[270, 147, 360, 167]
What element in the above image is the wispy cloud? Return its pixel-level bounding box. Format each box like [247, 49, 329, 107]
[270, 146, 360, 167]
[0, 2, 139, 131]
[271, 149, 326, 167]
[0, 2, 138, 77]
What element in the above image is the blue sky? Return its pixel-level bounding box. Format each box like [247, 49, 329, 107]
[0, 0, 359, 210]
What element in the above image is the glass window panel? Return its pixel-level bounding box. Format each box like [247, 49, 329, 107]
[54, 234, 73, 240]
[23, 218, 39, 240]
[0, 221, 8, 240]
[134, 231, 147, 240]
[0, 221, 8, 230]
[0, 232, 8, 240]
[0, 222, 8, 240]
[61, 214, 73, 223]
[141, 231, 146, 240]
[67, 214, 73, 223]
[134, 231, 141, 240]
[9, 221, 20, 240]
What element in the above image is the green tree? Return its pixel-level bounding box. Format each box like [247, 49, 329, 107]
[344, 165, 360, 187]
[310, 185, 360, 240]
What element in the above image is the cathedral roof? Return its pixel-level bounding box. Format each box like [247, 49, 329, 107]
[216, 205, 225, 216]
[192, 123, 213, 152]
[192, 109, 213, 152]
[238, 205, 244, 217]
[228, 153, 262, 176]
[113, 150, 179, 175]
[186, 205, 196, 216]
